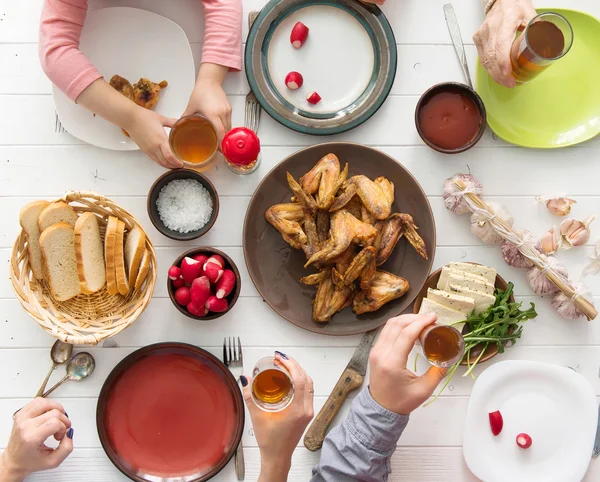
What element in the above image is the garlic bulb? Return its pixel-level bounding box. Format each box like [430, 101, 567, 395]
[501, 230, 538, 269]
[559, 214, 596, 248]
[443, 174, 483, 215]
[582, 239, 600, 278]
[536, 195, 576, 216]
[552, 281, 593, 320]
[537, 226, 561, 254]
[526, 256, 568, 295]
[470, 202, 514, 245]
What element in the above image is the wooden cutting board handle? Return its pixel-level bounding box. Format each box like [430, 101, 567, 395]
[303, 367, 364, 452]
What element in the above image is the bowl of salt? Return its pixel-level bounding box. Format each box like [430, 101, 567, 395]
[147, 169, 219, 241]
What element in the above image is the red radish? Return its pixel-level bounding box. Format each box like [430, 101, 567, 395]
[168, 265, 181, 280]
[187, 301, 208, 317]
[180, 257, 203, 284]
[290, 21, 309, 48]
[285, 71, 304, 90]
[203, 254, 224, 270]
[488, 411, 503, 436]
[516, 433, 532, 449]
[206, 295, 228, 313]
[216, 270, 236, 299]
[204, 262, 224, 284]
[306, 92, 321, 105]
[192, 254, 209, 267]
[190, 276, 211, 306]
[172, 277, 185, 289]
[174, 286, 191, 306]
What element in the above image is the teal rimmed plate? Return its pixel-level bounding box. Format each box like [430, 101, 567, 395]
[245, 0, 397, 135]
[476, 9, 600, 148]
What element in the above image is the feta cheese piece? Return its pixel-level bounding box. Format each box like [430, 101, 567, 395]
[436, 267, 488, 291]
[447, 262, 497, 284]
[444, 273, 494, 296]
[418, 298, 466, 329]
[448, 284, 496, 314]
[426, 288, 475, 315]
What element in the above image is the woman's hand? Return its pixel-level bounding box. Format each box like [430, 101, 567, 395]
[369, 314, 447, 415]
[184, 63, 232, 142]
[123, 108, 182, 169]
[474, 0, 537, 88]
[241, 352, 314, 482]
[0, 399, 73, 482]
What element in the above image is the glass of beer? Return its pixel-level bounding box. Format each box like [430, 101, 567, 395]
[419, 324, 465, 368]
[169, 114, 219, 171]
[251, 357, 294, 412]
[510, 12, 573, 84]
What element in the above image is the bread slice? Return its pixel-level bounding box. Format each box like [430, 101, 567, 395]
[74, 212, 106, 294]
[38, 202, 78, 232]
[39, 223, 81, 302]
[134, 249, 150, 290]
[124, 225, 146, 287]
[19, 200, 50, 280]
[105, 216, 119, 295]
[114, 220, 129, 296]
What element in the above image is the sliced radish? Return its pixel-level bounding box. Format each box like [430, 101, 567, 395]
[516, 433, 532, 449]
[206, 295, 228, 313]
[180, 257, 203, 284]
[306, 92, 321, 105]
[290, 22, 309, 48]
[168, 265, 181, 280]
[203, 255, 224, 270]
[285, 71, 304, 90]
[190, 276, 211, 307]
[216, 270, 236, 299]
[488, 410, 503, 436]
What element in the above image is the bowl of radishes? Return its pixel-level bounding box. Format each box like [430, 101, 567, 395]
[167, 248, 241, 320]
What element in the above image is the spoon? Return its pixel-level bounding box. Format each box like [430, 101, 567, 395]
[42, 352, 96, 398]
[36, 340, 73, 397]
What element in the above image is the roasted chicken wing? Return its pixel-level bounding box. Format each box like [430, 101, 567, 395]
[313, 269, 356, 322]
[300, 154, 348, 210]
[109, 75, 134, 100]
[305, 210, 378, 267]
[265, 203, 307, 249]
[301, 211, 320, 260]
[287, 173, 317, 214]
[331, 246, 376, 289]
[132, 78, 168, 110]
[376, 213, 428, 264]
[353, 271, 409, 314]
[330, 175, 394, 220]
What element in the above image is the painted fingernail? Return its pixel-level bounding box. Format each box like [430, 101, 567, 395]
[64, 412, 69, 418]
[275, 350, 288, 360]
[240, 375, 248, 387]
[66, 428, 74, 440]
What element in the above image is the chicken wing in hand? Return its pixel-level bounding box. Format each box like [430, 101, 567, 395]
[265, 203, 307, 249]
[353, 271, 409, 314]
[313, 270, 356, 322]
[132, 78, 168, 109]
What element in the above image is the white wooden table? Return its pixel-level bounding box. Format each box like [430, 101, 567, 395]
[1, 0, 599, 480]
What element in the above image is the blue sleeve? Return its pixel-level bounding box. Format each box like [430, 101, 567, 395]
[311, 388, 409, 482]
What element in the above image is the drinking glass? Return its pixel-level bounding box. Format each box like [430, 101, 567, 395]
[510, 12, 573, 84]
[419, 324, 465, 368]
[169, 114, 219, 171]
[251, 357, 294, 412]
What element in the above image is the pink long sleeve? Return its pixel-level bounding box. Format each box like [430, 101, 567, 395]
[39, 0, 101, 101]
[200, 0, 243, 71]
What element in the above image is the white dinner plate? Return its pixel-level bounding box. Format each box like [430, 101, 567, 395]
[463, 360, 598, 482]
[52, 7, 195, 151]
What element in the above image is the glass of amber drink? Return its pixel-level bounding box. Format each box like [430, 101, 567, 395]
[419, 324, 465, 368]
[510, 12, 573, 84]
[251, 357, 294, 412]
[169, 114, 219, 171]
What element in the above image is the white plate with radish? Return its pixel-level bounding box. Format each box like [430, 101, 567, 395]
[245, 0, 397, 135]
[463, 360, 598, 482]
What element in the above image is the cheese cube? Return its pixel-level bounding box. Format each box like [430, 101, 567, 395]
[437, 267, 488, 291]
[418, 298, 466, 328]
[444, 273, 494, 296]
[427, 288, 475, 315]
[448, 284, 496, 314]
[447, 262, 497, 284]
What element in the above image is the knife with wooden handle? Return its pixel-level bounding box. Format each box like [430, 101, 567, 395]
[304, 329, 378, 452]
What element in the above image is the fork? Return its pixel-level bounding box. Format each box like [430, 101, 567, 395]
[245, 91, 261, 134]
[224, 337, 245, 480]
[54, 112, 66, 134]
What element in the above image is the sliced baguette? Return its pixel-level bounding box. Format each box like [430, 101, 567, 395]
[74, 212, 106, 294]
[105, 216, 119, 296]
[39, 223, 81, 301]
[19, 200, 50, 280]
[124, 226, 146, 287]
[38, 202, 78, 232]
[114, 220, 129, 296]
[134, 249, 150, 290]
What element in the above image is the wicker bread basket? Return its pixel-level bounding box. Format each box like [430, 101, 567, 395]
[10, 191, 157, 345]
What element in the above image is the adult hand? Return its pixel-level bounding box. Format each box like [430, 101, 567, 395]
[0, 399, 73, 482]
[241, 352, 314, 482]
[473, 0, 537, 88]
[184, 63, 231, 143]
[369, 313, 447, 415]
[124, 107, 182, 169]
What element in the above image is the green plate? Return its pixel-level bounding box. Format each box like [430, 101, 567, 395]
[476, 9, 600, 148]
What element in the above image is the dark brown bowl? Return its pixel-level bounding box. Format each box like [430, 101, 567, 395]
[415, 81, 487, 154]
[168, 247, 241, 321]
[147, 169, 219, 241]
[243, 142, 436, 336]
[96, 342, 244, 482]
[413, 264, 515, 365]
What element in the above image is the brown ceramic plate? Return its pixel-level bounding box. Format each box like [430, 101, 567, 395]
[97, 343, 244, 482]
[412, 264, 515, 365]
[243, 142, 435, 336]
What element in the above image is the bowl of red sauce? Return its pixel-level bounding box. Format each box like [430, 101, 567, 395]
[97, 343, 244, 482]
[415, 82, 486, 154]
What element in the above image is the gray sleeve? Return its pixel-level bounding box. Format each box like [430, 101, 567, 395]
[310, 388, 409, 482]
